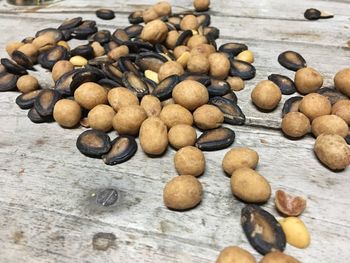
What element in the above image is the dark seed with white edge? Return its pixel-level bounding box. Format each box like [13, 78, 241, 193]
[230, 59, 256, 80]
[1, 58, 27, 75]
[122, 71, 149, 99]
[38, 46, 70, 70]
[152, 75, 179, 101]
[34, 89, 61, 117]
[196, 127, 235, 151]
[209, 96, 245, 125]
[281, 96, 303, 117]
[317, 87, 348, 105]
[203, 26, 220, 40]
[207, 79, 230, 96]
[27, 107, 49, 123]
[76, 129, 111, 158]
[16, 89, 42, 109]
[101, 63, 123, 83]
[278, 51, 307, 71]
[268, 74, 296, 95]
[0, 73, 18, 92]
[96, 188, 119, 206]
[241, 204, 286, 255]
[102, 136, 138, 165]
[96, 9, 115, 20]
[72, 20, 97, 40]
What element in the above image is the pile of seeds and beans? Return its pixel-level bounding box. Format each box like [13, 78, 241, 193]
[0, 0, 349, 261]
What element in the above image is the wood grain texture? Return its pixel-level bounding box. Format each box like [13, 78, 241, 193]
[0, 0, 349, 262]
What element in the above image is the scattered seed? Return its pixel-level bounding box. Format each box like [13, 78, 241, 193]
[268, 74, 296, 95]
[196, 127, 235, 151]
[152, 75, 179, 100]
[96, 188, 119, 207]
[230, 59, 256, 80]
[210, 96, 245, 125]
[278, 51, 307, 71]
[102, 136, 138, 165]
[96, 9, 115, 20]
[76, 129, 111, 158]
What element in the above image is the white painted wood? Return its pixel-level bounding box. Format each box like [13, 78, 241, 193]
[0, 0, 349, 262]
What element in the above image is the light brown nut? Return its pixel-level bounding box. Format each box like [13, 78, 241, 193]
[87, 104, 115, 132]
[251, 80, 281, 110]
[279, 217, 310, 249]
[6, 41, 24, 56]
[231, 167, 271, 203]
[260, 251, 301, 263]
[193, 104, 223, 130]
[294, 67, 323, 94]
[187, 35, 208, 49]
[174, 45, 190, 59]
[112, 105, 147, 135]
[139, 117, 168, 155]
[70, 56, 88, 67]
[208, 53, 230, 80]
[298, 93, 331, 121]
[52, 60, 74, 82]
[91, 41, 105, 57]
[159, 104, 193, 128]
[16, 75, 39, 93]
[180, 15, 199, 31]
[107, 87, 139, 112]
[53, 99, 81, 128]
[142, 8, 159, 23]
[187, 55, 210, 74]
[174, 146, 205, 176]
[172, 80, 209, 111]
[275, 190, 306, 217]
[332, 99, 350, 125]
[236, 50, 254, 63]
[140, 95, 162, 117]
[108, 45, 129, 61]
[216, 246, 256, 263]
[281, 112, 310, 138]
[74, 82, 108, 109]
[314, 134, 350, 170]
[226, 76, 244, 91]
[334, 68, 350, 97]
[32, 34, 56, 50]
[222, 147, 259, 175]
[140, 19, 169, 44]
[153, 1, 172, 16]
[190, 43, 216, 58]
[176, 51, 191, 68]
[165, 30, 180, 49]
[17, 43, 38, 62]
[163, 175, 203, 210]
[311, 114, 348, 138]
[158, 61, 184, 81]
[194, 0, 210, 12]
[168, 124, 197, 149]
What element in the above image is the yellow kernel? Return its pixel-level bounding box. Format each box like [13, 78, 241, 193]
[176, 51, 191, 68]
[236, 50, 254, 63]
[69, 56, 88, 67]
[159, 53, 172, 61]
[279, 217, 310, 249]
[145, 70, 159, 84]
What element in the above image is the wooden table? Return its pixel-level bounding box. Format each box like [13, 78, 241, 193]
[0, 0, 349, 262]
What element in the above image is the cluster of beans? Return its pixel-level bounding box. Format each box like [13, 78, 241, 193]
[1, 0, 349, 262]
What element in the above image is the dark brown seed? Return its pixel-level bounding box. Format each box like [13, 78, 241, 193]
[0, 73, 19, 92]
[207, 79, 230, 96]
[117, 57, 141, 76]
[230, 59, 256, 80]
[345, 134, 350, 145]
[196, 127, 235, 151]
[166, 22, 177, 31]
[98, 78, 120, 89]
[128, 11, 144, 24]
[241, 205, 286, 255]
[89, 30, 111, 44]
[180, 72, 211, 86]
[76, 129, 111, 158]
[0, 64, 7, 76]
[152, 75, 180, 100]
[304, 8, 333, 20]
[111, 29, 129, 45]
[71, 44, 94, 59]
[124, 24, 143, 38]
[58, 17, 83, 30]
[268, 74, 296, 95]
[55, 69, 80, 96]
[123, 40, 153, 53]
[22, 36, 35, 44]
[197, 14, 211, 27]
[209, 96, 245, 125]
[38, 46, 70, 70]
[203, 26, 220, 40]
[122, 72, 149, 99]
[60, 29, 73, 41]
[102, 136, 138, 165]
[35, 28, 63, 42]
[101, 63, 123, 84]
[317, 87, 348, 105]
[175, 30, 193, 47]
[96, 9, 115, 20]
[222, 90, 238, 104]
[144, 78, 157, 94]
[278, 51, 307, 71]
[0, 58, 27, 75]
[27, 107, 49, 123]
[136, 52, 167, 73]
[96, 188, 119, 206]
[281, 96, 303, 117]
[72, 20, 97, 40]
[88, 55, 113, 67]
[70, 69, 104, 92]
[34, 89, 61, 117]
[12, 50, 34, 69]
[15, 89, 42, 109]
[167, 16, 182, 30]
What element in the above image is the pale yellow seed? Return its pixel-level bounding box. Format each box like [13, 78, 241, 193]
[57, 41, 70, 51]
[176, 51, 191, 68]
[191, 30, 199, 35]
[236, 50, 254, 63]
[70, 56, 88, 67]
[160, 53, 172, 61]
[145, 70, 159, 84]
[279, 217, 310, 249]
